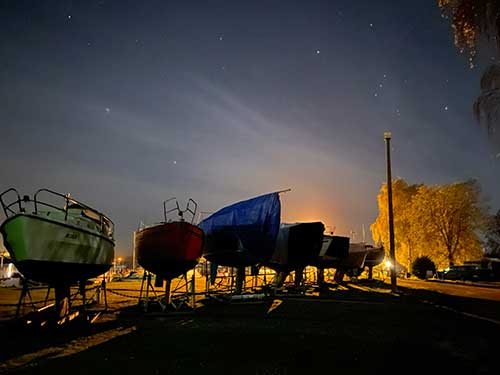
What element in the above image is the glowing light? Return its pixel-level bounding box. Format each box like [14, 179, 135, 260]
[6, 263, 13, 278]
[385, 260, 392, 268]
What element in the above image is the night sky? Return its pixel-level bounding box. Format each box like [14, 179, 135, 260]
[1, 0, 499, 256]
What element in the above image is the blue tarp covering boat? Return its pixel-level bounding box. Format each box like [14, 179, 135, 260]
[199, 193, 281, 267]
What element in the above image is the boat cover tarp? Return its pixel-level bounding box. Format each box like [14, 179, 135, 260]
[318, 235, 350, 259]
[270, 222, 325, 270]
[199, 193, 281, 263]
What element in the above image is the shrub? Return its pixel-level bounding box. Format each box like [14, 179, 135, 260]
[411, 256, 436, 279]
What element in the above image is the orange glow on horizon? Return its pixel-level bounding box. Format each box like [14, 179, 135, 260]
[281, 210, 346, 234]
[278, 191, 365, 238]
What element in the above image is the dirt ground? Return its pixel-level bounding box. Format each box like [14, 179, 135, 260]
[1, 279, 500, 374]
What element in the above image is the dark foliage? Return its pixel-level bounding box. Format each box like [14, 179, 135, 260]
[412, 256, 437, 279]
[485, 210, 500, 257]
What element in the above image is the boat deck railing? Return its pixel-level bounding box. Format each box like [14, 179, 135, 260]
[0, 188, 24, 217]
[0, 188, 115, 238]
[163, 197, 197, 224]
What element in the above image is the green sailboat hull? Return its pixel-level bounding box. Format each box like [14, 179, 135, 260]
[1, 213, 114, 284]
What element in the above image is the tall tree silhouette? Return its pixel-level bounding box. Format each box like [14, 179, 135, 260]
[439, 0, 500, 149]
[485, 210, 500, 256]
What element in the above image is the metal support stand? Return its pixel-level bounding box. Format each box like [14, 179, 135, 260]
[235, 267, 245, 294]
[139, 271, 196, 312]
[102, 278, 108, 310]
[15, 280, 36, 318]
[191, 269, 196, 307]
[165, 279, 172, 306]
[15, 278, 107, 327]
[317, 268, 325, 287]
[138, 272, 159, 312]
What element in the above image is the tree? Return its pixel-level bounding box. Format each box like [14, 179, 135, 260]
[371, 179, 421, 273]
[438, 0, 500, 67]
[474, 63, 500, 149]
[438, 1, 500, 148]
[372, 179, 487, 270]
[412, 180, 486, 267]
[485, 210, 500, 256]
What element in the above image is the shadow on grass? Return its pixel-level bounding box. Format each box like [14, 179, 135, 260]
[4, 278, 500, 374]
[0, 311, 136, 364]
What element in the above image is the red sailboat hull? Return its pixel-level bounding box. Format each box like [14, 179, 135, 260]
[135, 221, 204, 280]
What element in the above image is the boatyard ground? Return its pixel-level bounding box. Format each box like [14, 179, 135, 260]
[1, 278, 500, 374]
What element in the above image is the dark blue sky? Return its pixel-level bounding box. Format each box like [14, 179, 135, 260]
[1, 0, 499, 256]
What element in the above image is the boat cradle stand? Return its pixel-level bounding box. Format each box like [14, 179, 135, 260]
[203, 265, 277, 304]
[15, 277, 109, 327]
[138, 271, 196, 313]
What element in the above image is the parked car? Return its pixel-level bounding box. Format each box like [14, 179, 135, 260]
[442, 265, 480, 281]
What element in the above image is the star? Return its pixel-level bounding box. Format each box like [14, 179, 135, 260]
[374, 92, 378, 97]
[219, 36, 223, 41]
[369, 23, 374, 28]
[105, 107, 110, 113]
[316, 50, 321, 54]
[67, 15, 72, 20]
[379, 83, 383, 88]
[444, 105, 448, 111]
[173, 160, 177, 165]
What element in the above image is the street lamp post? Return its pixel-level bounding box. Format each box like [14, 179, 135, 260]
[384, 132, 397, 293]
[132, 231, 136, 271]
